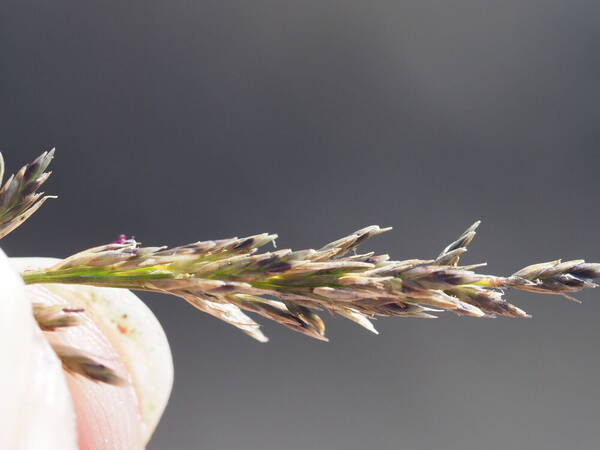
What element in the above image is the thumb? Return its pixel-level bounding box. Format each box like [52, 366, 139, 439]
[1, 253, 173, 449]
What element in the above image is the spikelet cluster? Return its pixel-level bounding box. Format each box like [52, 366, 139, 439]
[21, 222, 600, 342]
[0, 150, 55, 239]
[8, 151, 600, 385]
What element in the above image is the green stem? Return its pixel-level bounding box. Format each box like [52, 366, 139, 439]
[21, 268, 174, 286]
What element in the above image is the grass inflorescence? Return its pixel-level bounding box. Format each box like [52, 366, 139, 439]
[20, 222, 600, 342]
[0, 150, 56, 239]
[7, 151, 600, 382]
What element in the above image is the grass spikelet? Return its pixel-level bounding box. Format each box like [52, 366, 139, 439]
[52, 344, 126, 386]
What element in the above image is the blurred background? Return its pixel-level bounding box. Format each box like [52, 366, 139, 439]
[2, 1, 600, 449]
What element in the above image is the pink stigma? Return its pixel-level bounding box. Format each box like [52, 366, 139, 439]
[112, 234, 128, 244]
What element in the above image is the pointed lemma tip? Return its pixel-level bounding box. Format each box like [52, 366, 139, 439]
[311, 333, 330, 342]
[361, 322, 379, 334]
[561, 293, 583, 304]
[249, 330, 269, 343]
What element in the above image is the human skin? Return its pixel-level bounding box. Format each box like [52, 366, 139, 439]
[0, 253, 173, 450]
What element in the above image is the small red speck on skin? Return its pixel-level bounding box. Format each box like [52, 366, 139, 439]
[117, 324, 128, 334]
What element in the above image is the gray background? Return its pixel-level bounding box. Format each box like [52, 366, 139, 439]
[2, 1, 600, 449]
